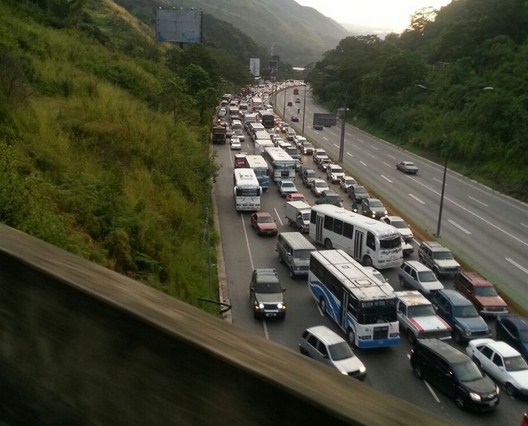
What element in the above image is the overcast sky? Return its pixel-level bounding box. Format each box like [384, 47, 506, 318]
[294, 0, 452, 33]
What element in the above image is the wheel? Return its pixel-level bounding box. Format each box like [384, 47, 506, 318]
[412, 363, 423, 379]
[407, 329, 417, 345]
[278, 253, 284, 264]
[399, 276, 407, 288]
[455, 393, 465, 409]
[287, 218, 293, 226]
[324, 238, 333, 249]
[472, 357, 481, 369]
[505, 383, 516, 397]
[299, 347, 308, 356]
[362, 256, 373, 267]
[347, 328, 356, 345]
[433, 267, 440, 278]
[453, 329, 463, 344]
[289, 267, 295, 279]
[320, 298, 327, 315]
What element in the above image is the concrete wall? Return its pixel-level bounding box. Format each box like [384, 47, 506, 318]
[0, 225, 451, 425]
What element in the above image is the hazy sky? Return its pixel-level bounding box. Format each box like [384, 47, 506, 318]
[294, 0, 452, 32]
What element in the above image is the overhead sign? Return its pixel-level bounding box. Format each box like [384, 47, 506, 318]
[156, 9, 203, 44]
[249, 58, 260, 76]
[313, 113, 337, 128]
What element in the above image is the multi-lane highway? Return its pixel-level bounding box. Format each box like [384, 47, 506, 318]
[212, 86, 526, 425]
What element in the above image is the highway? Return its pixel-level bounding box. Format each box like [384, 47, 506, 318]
[212, 93, 525, 424]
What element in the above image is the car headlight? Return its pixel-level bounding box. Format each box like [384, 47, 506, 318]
[339, 370, 348, 375]
[258, 303, 264, 309]
[463, 327, 472, 337]
[277, 303, 285, 310]
[469, 392, 481, 402]
[495, 385, 500, 395]
[359, 366, 366, 373]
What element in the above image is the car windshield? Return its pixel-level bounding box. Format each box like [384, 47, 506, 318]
[315, 181, 327, 188]
[306, 171, 316, 177]
[452, 360, 484, 382]
[504, 356, 528, 372]
[408, 305, 435, 317]
[369, 200, 383, 207]
[433, 251, 454, 260]
[391, 220, 407, 229]
[332, 167, 343, 173]
[295, 249, 313, 260]
[355, 187, 367, 194]
[520, 329, 528, 343]
[418, 271, 437, 282]
[282, 182, 294, 188]
[257, 216, 274, 223]
[328, 342, 355, 361]
[453, 305, 479, 317]
[254, 282, 282, 293]
[473, 286, 498, 297]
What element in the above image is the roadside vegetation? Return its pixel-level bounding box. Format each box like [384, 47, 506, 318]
[0, 0, 253, 313]
[307, 0, 528, 201]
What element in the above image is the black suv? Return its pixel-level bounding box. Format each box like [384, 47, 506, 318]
[410, 339, 500, 411]
[250, 269, 286, 319]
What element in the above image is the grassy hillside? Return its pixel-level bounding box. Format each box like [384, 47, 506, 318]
[0, 0, 229, 313]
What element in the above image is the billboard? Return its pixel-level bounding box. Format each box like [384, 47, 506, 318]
[249, 58, 260, 77]
[267, 60, 278, 81]
[312, 113, 337, 129]
[156, 9, 203, 44]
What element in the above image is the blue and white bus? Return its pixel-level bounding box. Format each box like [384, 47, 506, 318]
[243, 155, 269, 191]
[308, 249, 400, 349]
[233, 168, 261, 211]
[309, 204, 402, 270]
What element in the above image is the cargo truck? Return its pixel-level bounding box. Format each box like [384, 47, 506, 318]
[285, 201, 311, 233]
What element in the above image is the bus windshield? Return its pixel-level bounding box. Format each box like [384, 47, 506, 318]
[379, 236, 401, 249]
[236, 188, 260, 196]
[359, 300, 397, 324]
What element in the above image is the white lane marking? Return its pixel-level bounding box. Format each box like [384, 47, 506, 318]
[360, 161, 367, 167]
[409, 194, 426, 205]
[506, 257, 528, 274]
[346, 152, 354, 158]
[469, 196, 488, 207]
[241, 213, 255, 271]
[357, 138, 365, 143]
[381, 175, 393, 183]
[522, 223, 528, 229]
[433, 177, 445, 185]
[367, 152, 376, 159]
[333, 143, 340, 149]
[262, 319, 270, 339]
[383, 161, 391, 168]
[387, 154, 396, 160]
[424, 381, 441, 403]
[322, 136, 328, 141]
[274, 207, 283, 226]
[371, 145, 379, 151]
[408, 176, 528, 249]
[448, 220, 471, 235]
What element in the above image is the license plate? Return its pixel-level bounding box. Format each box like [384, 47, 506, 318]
[266, 312, 277, 317]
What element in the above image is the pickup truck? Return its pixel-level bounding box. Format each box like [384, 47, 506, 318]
[285, 201, 311, 233]
[395, 290, 452, 343]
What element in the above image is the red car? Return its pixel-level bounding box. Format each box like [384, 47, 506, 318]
[291, 115, 299, 122]
[250, 212, 278, 236]
[284, 193, 305, 203]
[453, 271, 508, 317]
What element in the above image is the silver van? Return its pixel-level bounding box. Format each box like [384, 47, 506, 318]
[299, 326, 366, 380]
[276, 232, 316, 278]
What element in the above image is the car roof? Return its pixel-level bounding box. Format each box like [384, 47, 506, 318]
[438, 289, 472, 306]
[385, 215, 404, 221]
[458, 271, 493, 287]
[417, 339, 469, 363]
[472, 339, 521, 357]
[403, 260, 433, 272]
[305, 326, 347, 346]
[254, 212, 272, 217]
[498, 315, 528, 330]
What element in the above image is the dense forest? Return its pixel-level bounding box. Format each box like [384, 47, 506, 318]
[307, 0, 528, 200]
[0, 0, 259, 313]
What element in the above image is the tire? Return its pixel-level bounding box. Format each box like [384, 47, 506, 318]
[455, 393, 465, 409]
[362, 256, 373, 267]
[320, 298, 327, 315]
[289, 267, 295, 279]
[453, 329, 463, 344]
[278, 254, 284, 264]
[433, 267, 440, 278]
[324, 238, 333, 249]
[347, 328, 356, 345]
[413, 363, 423, 379]
[407, 329, 417, 345]
[472, 356, 481, 369]
[505, 383, 516, 397]
[399, 276, 407, 288]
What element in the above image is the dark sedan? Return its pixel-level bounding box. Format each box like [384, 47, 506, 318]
[250, 212, 278, 236]
[495, 315, 528, 359]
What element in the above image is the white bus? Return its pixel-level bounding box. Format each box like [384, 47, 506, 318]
[309, 204, 403, 269]
[233, 168, 262, 211]
[262, 147, 296, 182]
[244, 155, 270, 191]
[308, 249, 400, 349]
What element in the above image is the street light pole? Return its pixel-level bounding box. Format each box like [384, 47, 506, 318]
[282, 86, 287, 118]
[301, 82, 307, 134]
[434, 86, 494, 237]
[338, 89, 348, 163]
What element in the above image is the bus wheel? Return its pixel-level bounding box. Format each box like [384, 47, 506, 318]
[347, 328, 355, 344]
[324, 239, 333, 249]
[319, 298, 327, 314]
[362, 256, 373, 267]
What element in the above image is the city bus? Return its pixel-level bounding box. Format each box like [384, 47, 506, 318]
[309, 204, 403, 269]
[254, 139, 274, 156]
[262, 147, 296, 182]
[260, 112, 275, 129]
[308, 249, 400, 349]
[244, 155, 269, 191]
[233, 168, 262, 211]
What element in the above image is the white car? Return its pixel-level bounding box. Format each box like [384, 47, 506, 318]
[326, 164, 345, 183]
[311, 179, 329, 197]
[277, 179, 298, 197]
[381, 215, 414, 243]
[339, 175, 357, 192]
[230, 137, 242, 150]
[466, 338, 528, 398]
